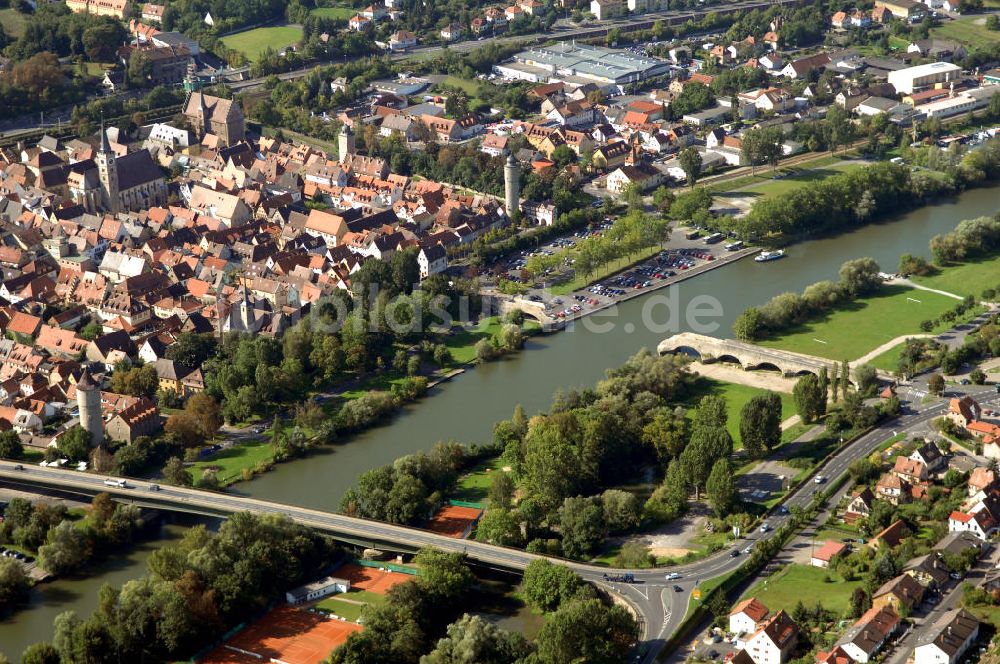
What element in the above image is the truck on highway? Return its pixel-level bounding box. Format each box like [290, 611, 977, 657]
[103, 479, 127, 488]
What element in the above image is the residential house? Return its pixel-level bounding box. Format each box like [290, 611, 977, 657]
[968, 467, 997, 497]
[949, 509, 998, 540]
[875, 0, 923, 18]
[893, 456, 928, 484]
[745, 610, 799, 664]
[440, 23, 463, 41]
[904, 554, 951, 589]
[730, 597, 770, 636]
[869, 520, 908, 550]
[606, 163, 666, 194]
[910, 442, 946, 474]
[933, 531, 982, 558]
[388, 30, 418, 51]
[872, 573, 925, 613]
[844, 487, 875, 524]
[481, 133, 510, 157]
[876, 473, 911, 505]
[907, 39, 967, 62]
[781, 53, 832, 79]
[816, 646, 855, 664]
[947, 396, 981, 428]
[417, 244, 448, 279]
[592, 142, 631, 171]
[913, 609, 980, 664]
[836, 606, 901, 663]
[590, 0, 625, 20]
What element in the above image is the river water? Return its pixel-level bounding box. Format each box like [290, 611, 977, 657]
[0, 186, 998, 658]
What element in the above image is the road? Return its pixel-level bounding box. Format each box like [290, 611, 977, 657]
[4, 383, 997, 663]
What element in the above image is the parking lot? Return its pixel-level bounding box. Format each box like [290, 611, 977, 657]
[492, 225, 755, 322]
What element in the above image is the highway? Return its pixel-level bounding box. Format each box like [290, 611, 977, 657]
[2, 385, 996, 663]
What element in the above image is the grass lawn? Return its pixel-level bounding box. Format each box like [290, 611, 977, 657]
[931, 16, 1000, 50]
[868, 341, 909, 373]
[221, 25, 303, 61]
[741, 564, 862, 616]
[720, 161, 864, 200]
[548, 244, 664, 296]
[758, 284, 960, 361]
[452, 456, 504, 504]
[0, 8, 26, 38]
[311, 6, 355, 19]
[912, 254, 1000, 300]
[442, 318, 539, 365]
[438, 75, 482, 95]
[189, 439, 274, 486]
[680, 377, 797, 449]
[888, 35, 909, 51]
[315, 597, 365, 621]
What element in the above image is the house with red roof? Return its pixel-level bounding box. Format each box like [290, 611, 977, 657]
[730, 597, 770, 635]
[811, 540, 848, 568]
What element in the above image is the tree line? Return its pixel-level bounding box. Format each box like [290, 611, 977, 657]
[733, 257, 884, 342]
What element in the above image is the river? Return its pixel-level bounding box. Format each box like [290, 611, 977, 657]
[0, 186, 998, 658]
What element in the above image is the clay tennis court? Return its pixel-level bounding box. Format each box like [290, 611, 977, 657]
[425, 505, 483, 538]
[336, 563, 413, 595]
[200, 606, 361, 664]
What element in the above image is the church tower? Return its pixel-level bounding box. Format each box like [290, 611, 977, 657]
[198, 91, 212, 138]
[504, 154, 520, 216]
[95, 123, 120, 215]
[338, 124, 355, 162]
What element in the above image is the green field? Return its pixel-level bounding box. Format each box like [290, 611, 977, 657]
[311, 6, 356, 19]
[868, 341, 909, 373]
[913, 254, 1000, 300]
[720, 161, 865, 200]
[221, 25, 304, 61]
[438, 75, 482, 95]
[931, 16, 1000, 51]
[452, 457, 504, 504]
[758, 285, 960, 361]
[315, 597, 365, 621]
[681, 377, 797, 449]
[741, 564, 862, 616]
[443, 317, 539, 364]
[0, 8, 26, 38]
[189, 439, 274, 486]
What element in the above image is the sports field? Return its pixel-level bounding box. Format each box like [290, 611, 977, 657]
[221, 25, 303, 62]
[912, 254, 1000, 300]
[337, 563, 412, 594]
[425, 504, 483, 538]
[200, 606, 360, 664]
[758, 285, 958, 361]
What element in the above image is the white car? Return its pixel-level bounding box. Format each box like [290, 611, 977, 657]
[665, 572, 681, 581]
[814, 475, 825, 484]
[759, 523, 770, 533]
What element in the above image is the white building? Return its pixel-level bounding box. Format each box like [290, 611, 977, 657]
[913, 609, 979, 664]
[745, 610, 798, 664]
[418, 244, 448, 278]
[730, 597, 770, 637]
[285, 576, 350, 604]
[887, 61, 961, 95]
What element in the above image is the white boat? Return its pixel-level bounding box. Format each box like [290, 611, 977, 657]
[755, 249, 785, 263]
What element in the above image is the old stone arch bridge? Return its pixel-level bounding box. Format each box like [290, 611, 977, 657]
[657, 332, 851, 382]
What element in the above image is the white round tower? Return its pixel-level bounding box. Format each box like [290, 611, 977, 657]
[76, 369, 104, 447]
[504, 154, 520, 217]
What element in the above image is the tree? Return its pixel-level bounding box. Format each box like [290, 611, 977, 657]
[57, 426, 92, 462]
[421, 614, 531, 664]
[520, 559, 590, 612]
[679, 147, 702, 187]
[694, 395, 728, 430]
[0, 556, 30, 609]
[740, 393, 782, 459]
[928, 373, 945, 396]
[558, 496, 605, 560]
[165, 412, 203, 448]
[706, 458, 736, 517]
[830, 362, 840, 404]
[793, 374, 826, 424]
[854, 364, 879, 397]
[475, 338, 496, 363]
[20, 643, 60, 664]
[166, 333, 217, 370]
[534, 599, 638, 664]
[38, 521, 91, 576]
[971, 368, 986, 385]
[475, 508, 522, 547]
[110, 364, 159, 398]
[163, 457, 193, 486]
[186, 393, 223, 439]
[0, 430, 23, 459]
[680, 425, 732, 499]
[600, 489, 641, 534]
[488, 471, 515, 510]
[839, 257, 882, 297]
[641, 408, 689, 464]
[733, 307, 764, 341]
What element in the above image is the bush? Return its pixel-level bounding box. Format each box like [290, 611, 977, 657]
[475, 338, 497, 363]
[335, 391, 400, 432]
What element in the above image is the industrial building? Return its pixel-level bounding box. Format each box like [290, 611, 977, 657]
[494, 42, 671, 90]
[887, 61, 962, 95]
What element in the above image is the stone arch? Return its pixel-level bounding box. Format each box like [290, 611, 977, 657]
[663, 345, 703, 361]
[714, 354, 744, 366]
[747, 361, 783, 373]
